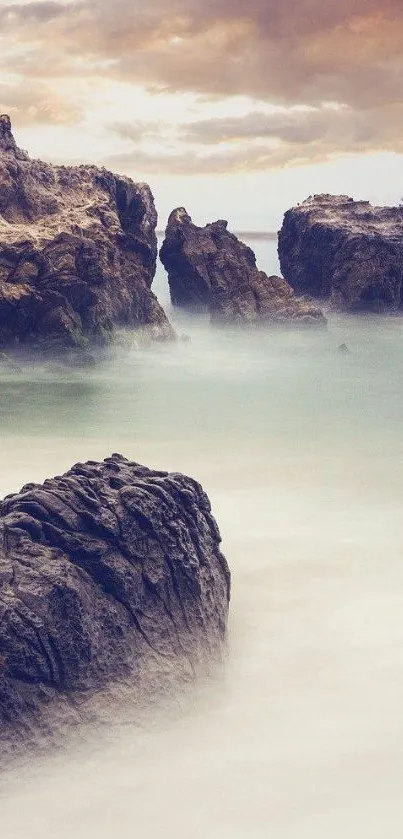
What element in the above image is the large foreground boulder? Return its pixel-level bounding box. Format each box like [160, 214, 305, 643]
[278, 195, 403, 313]
[160, 208, 326, 326]
[0, 115, 174, 354]
[0, 454, 230, 755]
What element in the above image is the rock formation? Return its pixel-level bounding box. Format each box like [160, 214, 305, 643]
[160, 208, 326, 326]
[0, 454, 230, 756]
[0, 115, 174, 355]
[278, 195, 403, 313]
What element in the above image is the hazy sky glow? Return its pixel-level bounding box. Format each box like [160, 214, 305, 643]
[1, 0, 402, 226]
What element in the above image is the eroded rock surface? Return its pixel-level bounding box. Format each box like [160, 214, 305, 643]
[0, 115, 174, 354]
[160, 208, 326, 326]
[278, 194, 403, 313]
[0, 454, 230, 755]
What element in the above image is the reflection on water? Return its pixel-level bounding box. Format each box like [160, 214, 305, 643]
[1, 240, 403, 837]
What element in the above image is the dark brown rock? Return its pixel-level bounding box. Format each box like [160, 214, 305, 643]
[278, 194, 403, 313]
[0, 115, 175, 354]
[160, 208, 326, 326]
[0, 454, 230, 756]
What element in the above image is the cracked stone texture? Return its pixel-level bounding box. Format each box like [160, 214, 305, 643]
[0, 114, 175, 353]
[278, 194, 403, 313]
[0, 454, 230, 755]
[160, 208, 326, 326]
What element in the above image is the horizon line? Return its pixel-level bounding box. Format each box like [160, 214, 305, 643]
[156, 229, 278, 240]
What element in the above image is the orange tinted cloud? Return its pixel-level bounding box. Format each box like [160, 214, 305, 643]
[1, 0, 402, 171]
[1, 0, 401, 102]
[0, 79, 82, 125]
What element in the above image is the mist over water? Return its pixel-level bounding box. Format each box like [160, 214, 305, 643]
[1, 240, 403, 837]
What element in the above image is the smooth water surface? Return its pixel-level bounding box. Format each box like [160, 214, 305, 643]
[1, 240, 403, 838]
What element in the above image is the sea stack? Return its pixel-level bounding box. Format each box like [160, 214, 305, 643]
[0, 115, 174, 355]
[160, 208, 326, 326]
[278, 194, 403, 313]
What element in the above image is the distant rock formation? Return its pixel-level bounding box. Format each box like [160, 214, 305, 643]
[160, 208, 326, 326]
[0, 115, 174, 355]
[278, 195, 403, 313]
[0, 454, 230, 756]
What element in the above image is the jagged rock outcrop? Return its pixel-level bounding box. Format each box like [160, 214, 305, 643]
[0, 115, 174, 355]
[278, 195, 403, 313]
[0, 454, 230, 755]
[160, 208, 326, 326]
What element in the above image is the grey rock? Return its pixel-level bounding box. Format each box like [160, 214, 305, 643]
[160, 208, 326, 326]
[0, 115, 175, 353]
[0, 454, 230, 756]
[278, 194, 403, 313]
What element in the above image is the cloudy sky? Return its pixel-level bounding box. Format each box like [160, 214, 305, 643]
[1, 0, 402, 227]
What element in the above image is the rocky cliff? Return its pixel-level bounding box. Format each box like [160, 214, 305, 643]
[0, 115, 174, 354]
[278, 195, 403, 313]
[0, 454, 230, 756]
[160, 208, 326, 326]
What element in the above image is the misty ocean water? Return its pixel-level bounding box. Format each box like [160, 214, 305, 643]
[1, 238, 403, 837]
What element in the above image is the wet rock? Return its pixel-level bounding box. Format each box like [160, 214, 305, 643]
[63, 350, 97, 368]
[0, 114, 28, 161]
[0, 352, 21, 372]
[0, 455, 230, 756]
[160, 208, 326, 326]
[0, 115, 175, 354]
[278, 195, 403, 313]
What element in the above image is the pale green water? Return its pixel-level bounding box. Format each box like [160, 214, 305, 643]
[1, 240, 403, 837]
